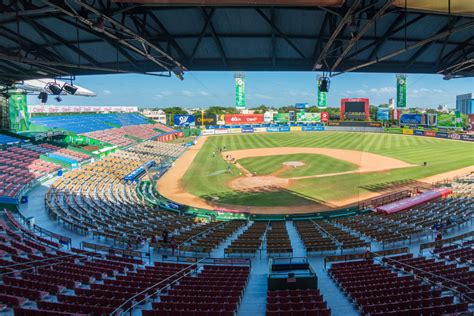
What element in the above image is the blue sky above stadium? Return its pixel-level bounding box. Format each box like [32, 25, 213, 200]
[28, 72, 473, 108]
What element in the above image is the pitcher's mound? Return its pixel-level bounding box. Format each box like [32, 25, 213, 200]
[283, 161, 305, 167]
[230, 176, 290, 192]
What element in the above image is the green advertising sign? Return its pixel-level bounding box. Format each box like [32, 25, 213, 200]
[297, 112, 321, 123]
[235, 77, 245, 109]
[8, 90, 29, 132]
[273, 113, 289, 123]
[317, 79, 327, 108]
[396, 74, 407, 108]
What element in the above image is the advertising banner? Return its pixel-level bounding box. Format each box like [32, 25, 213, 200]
[202, 129, 215, 135]
[242, 127, 254, 133]
[400, 113, 422, 125]
[302, 126, 314, 131]
[254, 127, 267, 133]
[436, 132, 449, 139]
[414, 130, 424, 136]
[297, 112, 321, 123]
[424, 131, 436, 137]
[289, 111, 295, 123]
[224, 114, 263, 125]
[449, 133, 461, 140]
[217, 114, 225, 125]
[195, 115, 217, 126]
[468, 114, 474, 131]
[461, 134, 474, 142]
[9, 91, 30, 132]
[385, 128, 403, 134]
[396, 74, 407, 108]
[377, 108, 390, 121]
[273, 113, 289, 124]
[279, 126, 291, 132]
[173, 114, 195, 126]
[402, 128, 414, 135]
[214, 129, 228, 135]
[267, 127, 280, 132]
[290, 126, 302, 132]
[235, 77, 245, 109]
[328, 121, 382, 127]
[263, 111, 272, 123]
[315, 126, 325, 131]
[229, 128, 242, 134]
[317, 79, 327, 108]
[321, 112, 329, 122]
[295, 103, 308, 110]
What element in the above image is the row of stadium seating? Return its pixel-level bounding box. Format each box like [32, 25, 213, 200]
[0, 134, 25, 145]
[266, 221, 293, 256]
[30, 113, 150, 134]
[225, 221, 268, 255]
[266, 288, 331, 316]
[314, 221, 369, 250]
[0, 210, 252, 315]
[434, 241, 474, 264]
[295, 220, 338, 253]
[0, 145, 62, 199]
[82, 123, 176, 146]
[329, 259, 468, 316]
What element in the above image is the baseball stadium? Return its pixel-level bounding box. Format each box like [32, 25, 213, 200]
[0, 1, 473, 316]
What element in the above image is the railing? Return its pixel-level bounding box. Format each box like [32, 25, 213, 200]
[381, 256, 474, 302]
[419, 230, 474, 252]
[81, 241, 151, 263]
[323, 247, 409, 269]
[109, 258, 206, 316]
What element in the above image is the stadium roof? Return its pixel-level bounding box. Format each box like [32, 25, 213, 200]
[0, 0, 473, 83]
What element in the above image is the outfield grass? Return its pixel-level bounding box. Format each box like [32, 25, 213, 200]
[238, 154, 357, 178]
[181, 132, 474, 207]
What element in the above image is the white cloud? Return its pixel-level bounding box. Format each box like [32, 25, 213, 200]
[253, 93, 274, 100]
[198, 91, 211, 97]
[161, 91, 173, 96]
[182, 90, 194, 97]
[153, 94, 163, 100]
[102, 89, 112, 95]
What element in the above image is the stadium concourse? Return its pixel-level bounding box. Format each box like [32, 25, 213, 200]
[0, 123, 471, 315]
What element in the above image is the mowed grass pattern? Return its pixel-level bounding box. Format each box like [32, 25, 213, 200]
[182, 132, 474, 206]
[238, 154, 357, 178]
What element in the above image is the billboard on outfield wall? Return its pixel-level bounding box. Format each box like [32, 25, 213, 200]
[273, 113, 289, 123]
[173, 115, 195, 126]
[264, 111, 272, 123]
[255, 127, 267, 133]
[214, 129, 228, 135]
[202, 129, 215, 135]
[217, 114, 225, 125]
[321, 112, 329, 122]
[400, 113, 437, 126]
[297, 112, 321, 123]
[290, 126, 302, 132]
[229, 128, 241, 133]
[196, 115, 217, 126]
[377, 108, 390, 121]
[469, 114, 474, 131]
[402, 128, 414, 135]
[267, 127, 280, 132]
[225, 114, 264, 125]
[242, 127, 254, 133]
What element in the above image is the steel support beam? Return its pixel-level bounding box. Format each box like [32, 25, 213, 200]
[313, 0, 361, 70]
[335, 20, 474, 75]
[331, 0, 393, 71]
[201, 8, 227, 67]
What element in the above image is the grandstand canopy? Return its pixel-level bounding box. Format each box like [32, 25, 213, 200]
[0, 0, 473, 83]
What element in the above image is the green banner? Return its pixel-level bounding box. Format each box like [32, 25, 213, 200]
[8, 90, 29, 132]
[273, 113, 289, 123]
[455, 110, 462, 128]
[317, 81, 327, 108]
[235, 77, 245, 109]
[297, 111, 321, 123]
[396, 74, 407, 108]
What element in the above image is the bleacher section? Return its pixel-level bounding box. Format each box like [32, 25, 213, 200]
[0, 134, 24, 146]
[82, 123, 178, 147]
[329, 259, 468, 316]
[0, 210, 251, 316]
[31, 113, 150, 134]
[0, 145, 62, 202]
[266, 288, 331, 316]
[45, 140, 196, 245]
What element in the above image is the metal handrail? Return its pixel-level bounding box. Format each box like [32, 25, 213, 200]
[381, 256, 474, 301]
[109, 258, 206, 316]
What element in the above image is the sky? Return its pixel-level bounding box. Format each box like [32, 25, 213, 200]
[27, 72, 473, 109]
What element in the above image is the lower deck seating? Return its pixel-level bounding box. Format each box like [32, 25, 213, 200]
[329, 259, 467, 316]
[266, 288, 331, 316]
[142, 265, 250, 316]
